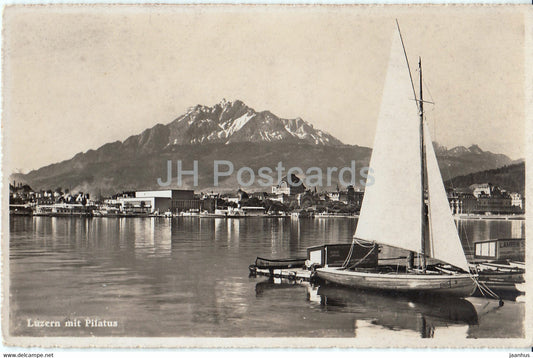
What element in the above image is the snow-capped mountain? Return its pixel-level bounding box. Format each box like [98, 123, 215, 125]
[165, 99, 343, 146]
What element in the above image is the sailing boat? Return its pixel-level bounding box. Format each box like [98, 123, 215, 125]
[316, 23, 478, 297]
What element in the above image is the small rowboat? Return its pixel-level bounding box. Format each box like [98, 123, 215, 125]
[471, 262, 525, 293]
[253, 257, 307, 270]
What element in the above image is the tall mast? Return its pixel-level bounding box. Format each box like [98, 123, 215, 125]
[419, 57, 427, 271]
[396, 20, 427, 270]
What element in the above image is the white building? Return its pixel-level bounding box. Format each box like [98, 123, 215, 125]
[136, 189, 199, 213]
[328, 192, 340, 201]
[113, 197, 170, 214]
[135, 190, 174, 199]
[510, 192, 523, 208]
[472, 183, 492, 198]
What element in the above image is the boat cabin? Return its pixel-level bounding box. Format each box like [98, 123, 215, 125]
[474, 238, 524, 262]
[307, 243, 378, 268]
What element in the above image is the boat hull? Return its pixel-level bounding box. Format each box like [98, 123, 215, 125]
[316, 267, 477, 297]
[254, 257, 307, 270]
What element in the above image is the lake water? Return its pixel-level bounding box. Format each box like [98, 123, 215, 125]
[9, 216, 525, 338]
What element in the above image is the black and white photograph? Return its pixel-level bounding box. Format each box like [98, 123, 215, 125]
[2, 4, 531, 349]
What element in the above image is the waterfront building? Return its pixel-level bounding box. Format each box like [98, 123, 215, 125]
[134, 189, 200, 213]
[474, 195, 515, 214]
[34, 203, 94, 216]
[103, 189, 200, 214]
[118, 197, 171, 214]
[447, 186, 523, 214]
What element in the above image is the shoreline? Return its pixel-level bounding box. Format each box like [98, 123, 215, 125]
[10, 213, 525, 220]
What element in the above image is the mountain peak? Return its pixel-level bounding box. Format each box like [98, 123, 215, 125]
[468, 144, 483, 154]
[167, 100, 343, 146]
[449, 145, 469, 155]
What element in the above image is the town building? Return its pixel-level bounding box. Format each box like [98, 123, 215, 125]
[474, 195, 515, 214]
[326, 185, 364, 209]
[472, 183, 492, 198]
[510, 192, 523, 209]
[297, 191, 315, 207]
[269, 193, 290, 204]
[328, 192, 341, 202]
[271, 174, 306, 196]
[240, 206, 266, 216]
[224, 189, 249, 204]
[250, 192, 269, 201]
[447, 185, 523, 215]
[447, 192, 477, 214]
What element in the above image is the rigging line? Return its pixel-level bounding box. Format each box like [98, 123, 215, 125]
[421, 78, 437, 141]
[345, 245, 377, 270]
[424, 139, 435, 259]
[478, 280, 503, 303]
[342, 239, 356, 269]
[418, 77, 436, 140]
[395, 19, 419, 112]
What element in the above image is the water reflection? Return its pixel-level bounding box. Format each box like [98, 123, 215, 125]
[9, 216, 524, 337]
[511, 220, 524, 239]
[255, 278, 482, 339]
[317, 285, 478, 338]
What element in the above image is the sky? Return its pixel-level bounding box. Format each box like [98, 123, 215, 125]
[3, 5, 526, 173]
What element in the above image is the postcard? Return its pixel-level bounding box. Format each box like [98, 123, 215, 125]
[2, 4, 531, 348]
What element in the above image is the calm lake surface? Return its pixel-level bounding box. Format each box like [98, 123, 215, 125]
[9, 216, 525, 338]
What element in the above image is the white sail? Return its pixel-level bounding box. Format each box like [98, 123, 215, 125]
[354, 30, 423, 254]
[424, 122, 470, 272]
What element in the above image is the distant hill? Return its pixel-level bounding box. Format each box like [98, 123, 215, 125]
[10, 99, 517, 196]
[11, 143, 372, 195]
[444, 161, 525, 195]
[433, 142, 514, 179]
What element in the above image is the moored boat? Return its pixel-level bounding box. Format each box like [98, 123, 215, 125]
[470, 238, 525, 293]
[317, 267, 477, 297]
[253, 257, 307, 270]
